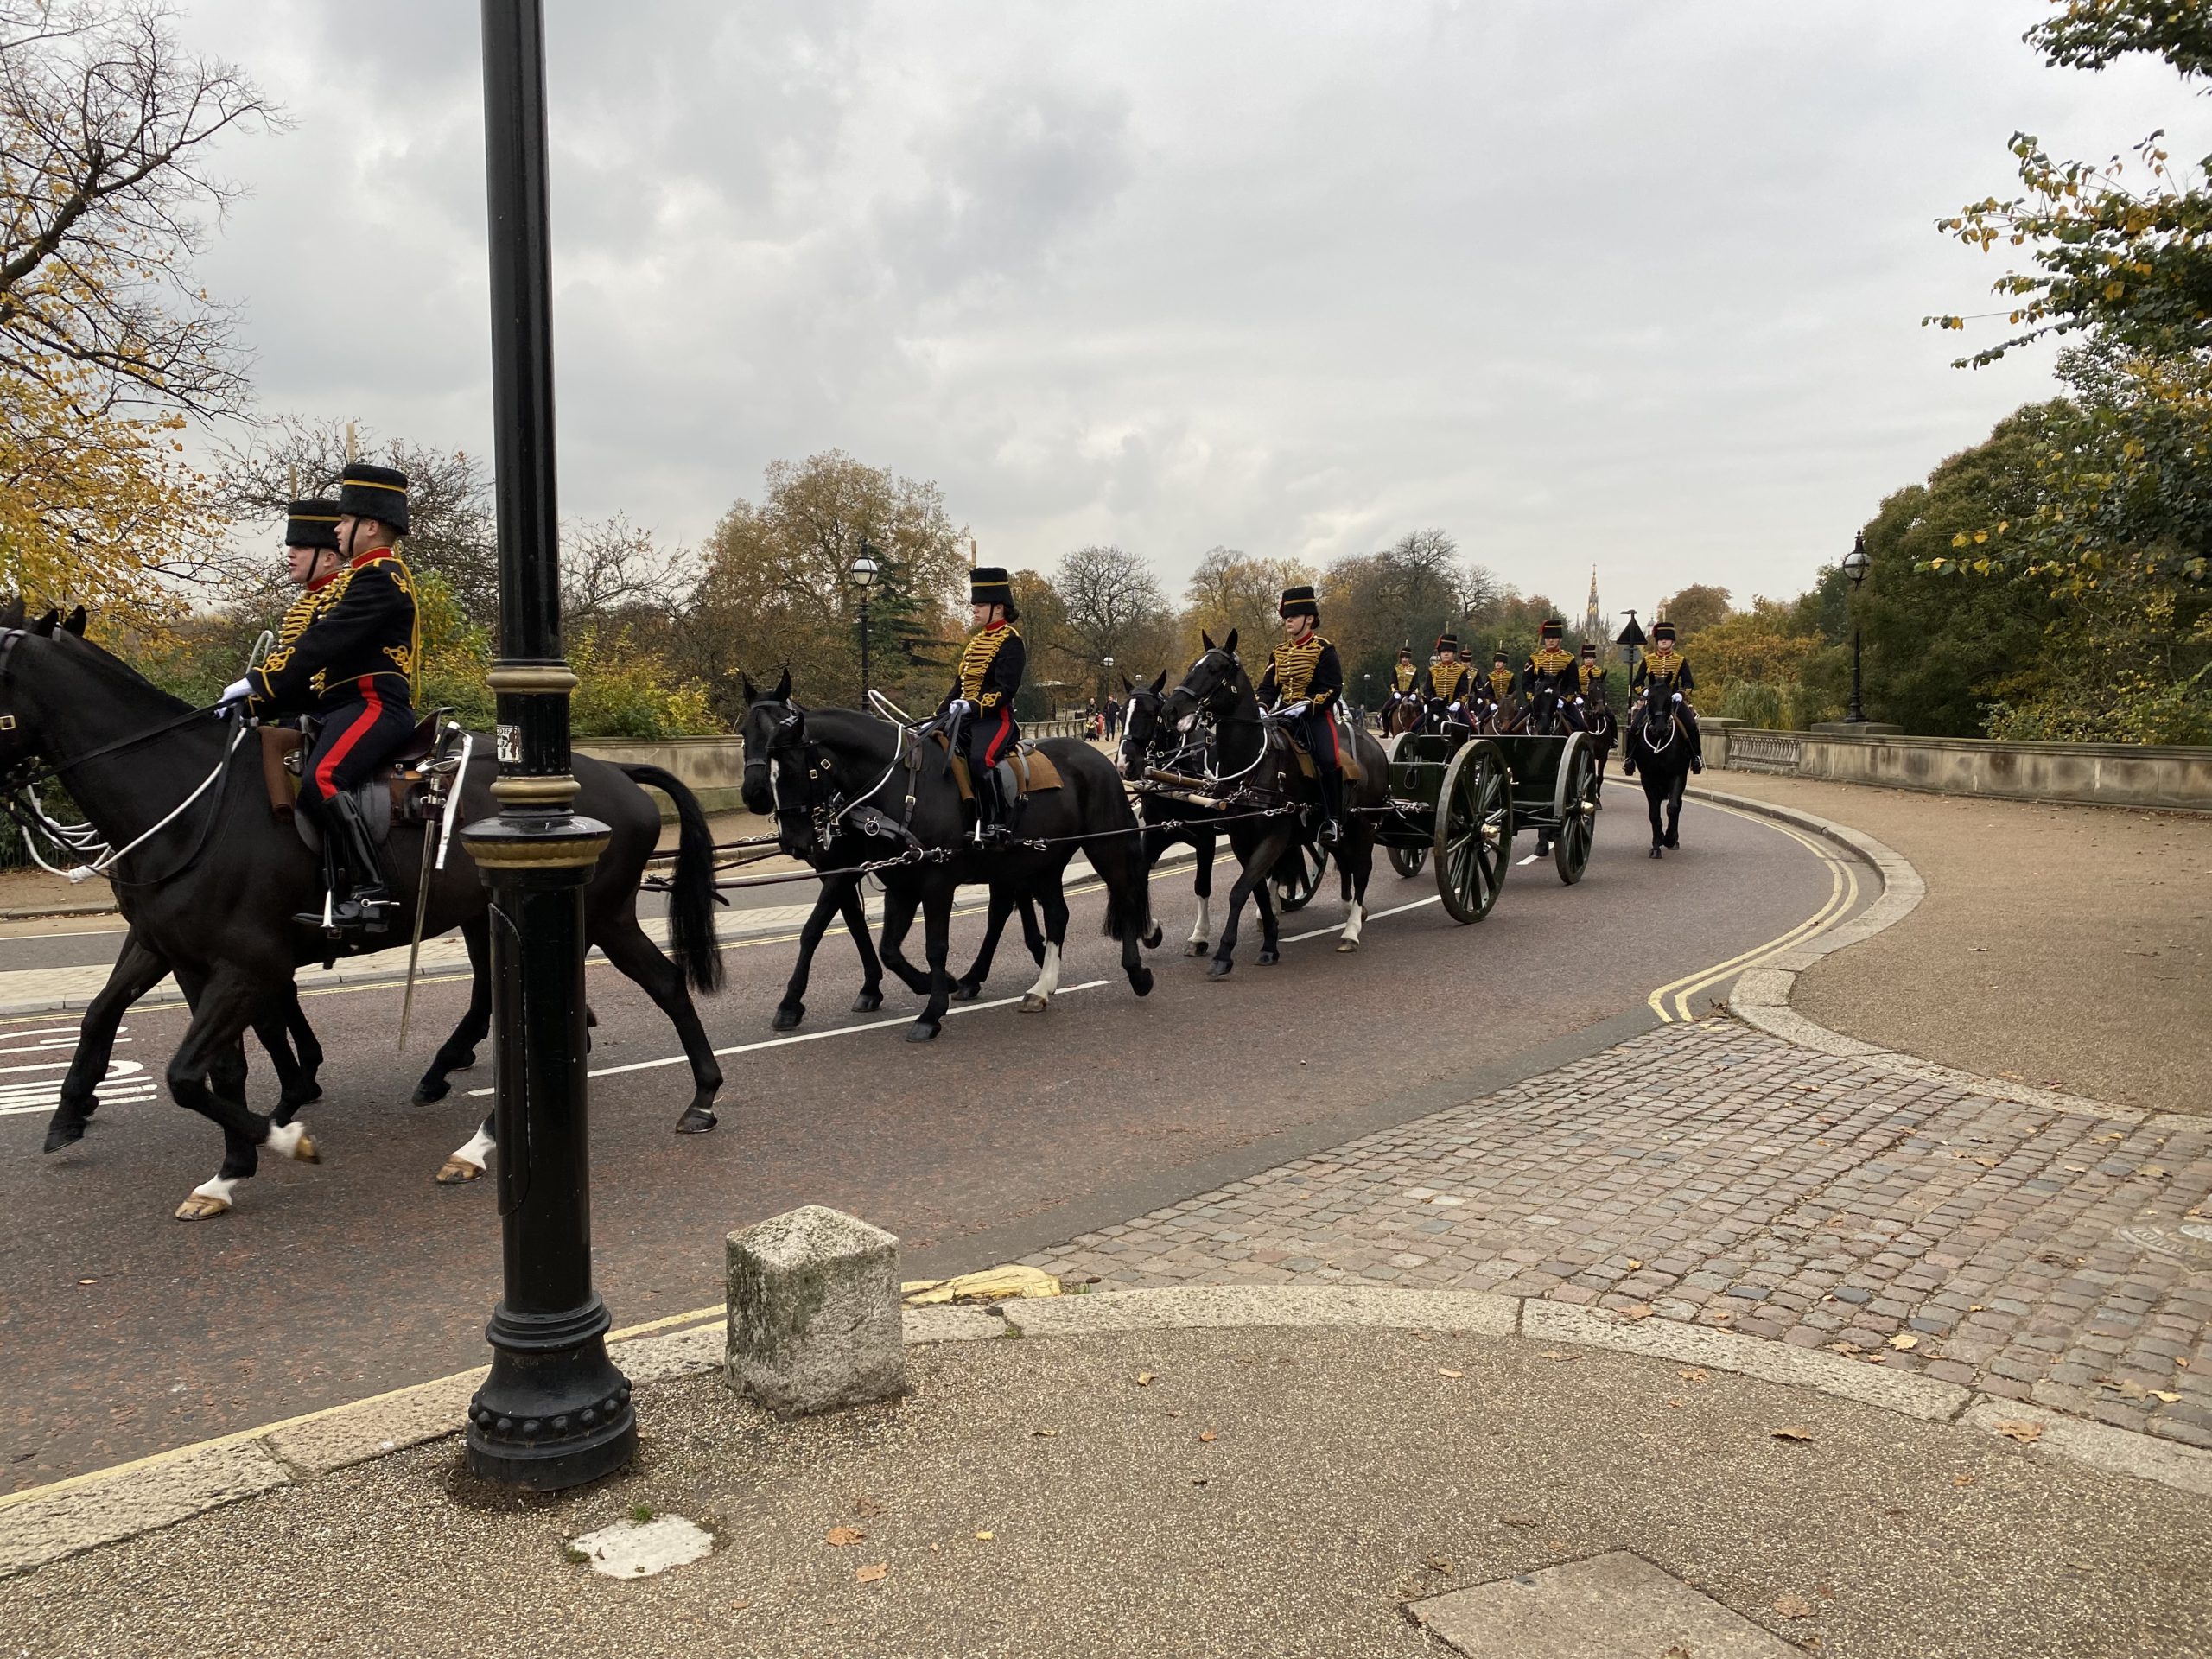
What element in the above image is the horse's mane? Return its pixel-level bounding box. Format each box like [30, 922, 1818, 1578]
[40, 630, 194, 715]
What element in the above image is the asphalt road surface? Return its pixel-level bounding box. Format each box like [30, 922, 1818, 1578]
[0, 797, 1859, 1489]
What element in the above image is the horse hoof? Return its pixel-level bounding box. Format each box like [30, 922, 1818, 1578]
[772, 1006, 803, 1031]
[675, 1107, 718, 1135]
[1336, 938, 1359, 954]
[1649, 847, 1663, 859]
[413, 1079, 451, 1105]
[1129, 966, 1154, 998]
[1143, 925, 1164, 950]
[454, 1052, 478, 1071]
[292, 1084, 325, 1106]
[1257, 948, 1280, 966]
[851, 991, 882, 1014]
[42, 1120, 86, 1154]
[1184, 939, 1209, 957]
[1207, 960, 1232, 980]
[1019, 993, 1049, 1013]
[435, 1156, 485, 1185]
[906, 1021, 941, 1043]
[1664, 837, 1680, 850]
[266, 1121, 320, 1164]
[952, 982, 982, 1003]
[174, 1192, 231, 1221]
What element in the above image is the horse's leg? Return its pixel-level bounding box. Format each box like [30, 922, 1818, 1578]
[1254, 865, 1281, 965]
[877, 883, 931, 996]
[1210, 830, 1285, 980]
[45, 931, 172, 1153]
[594, 908, 723, 1134]
[273, 982, 324, 1117]
[1666, 770, 1686, 849]
[440, 1114, 499, 1186]
[955, 885, 1017, 1001]
[1338, 826, 1375, 953]
[1020, 880, 1071, 1013]
[841, 879, 886, 1012]
[906, 878, 957, 1040]
[774, 876, 854, 1029]
[1645, 769, 1666, 858]
[168, 969, 321, 1221]
[1185, 829, 1216, 957]
[416, 915, 491, 1104]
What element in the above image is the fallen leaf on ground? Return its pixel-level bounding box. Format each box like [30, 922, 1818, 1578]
[1663, 1398, 1685, 1409]
[1031, 1427, 1058, 1438]
[728, 1599, 752, 1611]
[2101, 1377, 2150, 1399]
[1626, 1259, 1643, 1270]
[1540, 1350, 1581, 1362]
[855, 1563, 887, 1583]
[1198, 1429, 1218, 1442]
[1886, 1332, 1918, 1351]
[975, 1530, 994, 1541]
[1953, 1473, 1976, 1487]
[1547, 1538, 1570, 1553]
[824, 1527, 866, 1547]
[1772, 1592, 1816, 1618]
[1622, 1304, 1655, 1322]
[2153, 1390, 2182, 1402]
[1662, 1647, 1693, 1659]
[1427, 1555, 1452, 1573]
[1771, 1426, 1815, 1442]
[1679, 1367, 1709, 1382]
[1436, 1368, 1464, 1379]
[1498, 1515, 1537, 1529]
[855, 1494, 883, 1517]
[1994, 1420, 2044, 1444]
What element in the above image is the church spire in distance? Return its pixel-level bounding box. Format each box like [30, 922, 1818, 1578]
[1583, 565, 1603, 657]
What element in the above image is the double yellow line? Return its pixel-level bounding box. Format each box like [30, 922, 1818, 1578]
[1646, 804, 1861, 1024]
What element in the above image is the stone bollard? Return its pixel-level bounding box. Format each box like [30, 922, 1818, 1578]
[725, 1205, 906, 1418]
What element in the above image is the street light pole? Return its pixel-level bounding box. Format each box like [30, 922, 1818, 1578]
[461, 0, 634, 1491]
[1843, 531, 1872, 725]
[851, 546, 880, 704]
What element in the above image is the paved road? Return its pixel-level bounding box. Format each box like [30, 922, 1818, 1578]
[0, 798, 1854, 1488]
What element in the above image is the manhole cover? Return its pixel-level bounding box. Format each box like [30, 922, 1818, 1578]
[2116, 1222, 2212, 1267]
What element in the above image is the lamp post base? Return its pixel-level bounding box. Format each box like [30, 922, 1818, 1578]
[465, 1295, 637, 1490]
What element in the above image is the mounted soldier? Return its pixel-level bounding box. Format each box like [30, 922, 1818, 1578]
[1484, 648, 1516, 707]
[1519, 618, 1584, 729]
[1383, 645, 1419, 728]
[1577, 639, 1609, 705]
[1424, 632, 1471, 729]
[940, 564, 1025, 844]
[226, 462, 420, 938]
[1257, 582, 1346, 847]
[1628, 619, 1701, 774]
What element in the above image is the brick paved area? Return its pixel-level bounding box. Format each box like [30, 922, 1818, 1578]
[1024, 1020, 2212, 1447]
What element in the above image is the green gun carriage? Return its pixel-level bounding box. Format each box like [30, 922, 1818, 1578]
[1373, 727, 1599, 922]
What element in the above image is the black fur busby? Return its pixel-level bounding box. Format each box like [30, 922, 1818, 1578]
[336, 461, 410, 535]
[1652, 620, 1677, 644]
[1434, 632, 1459, 654]
[1580, 640, 1598, 658]
[1540, 617, 1565, 639]
[969, 566, 1013, 607]
[1278, 584, 1319, 621]
[284, 498, 340, 551]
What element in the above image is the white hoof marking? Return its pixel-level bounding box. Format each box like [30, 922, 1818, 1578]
[1338, 902, 1366, 951]
[1185, 896, 1212, 949]
[449, 1122, 495, 1173]
[1023, 941, 1062, 1007]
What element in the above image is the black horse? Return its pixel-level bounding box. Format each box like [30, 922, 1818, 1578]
[1582, 678, 1618, 804]
[1119, 670, 1226, 958]
[735, 674, 1045, 1026]
[1624, 696, 1694, 856]
[2, 627, 729, 1217]
[1159, 631, 1386, 979]
[755, 703, 1154, 1039]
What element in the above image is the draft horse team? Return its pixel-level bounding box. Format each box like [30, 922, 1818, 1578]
[5, 479, 1704, 1218]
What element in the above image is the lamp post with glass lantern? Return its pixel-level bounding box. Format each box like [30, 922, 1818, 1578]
[851, 545, 880, 704]
[1842, 531, 1872, 725]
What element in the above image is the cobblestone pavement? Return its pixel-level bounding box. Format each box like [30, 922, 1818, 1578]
[1025, 1020, 2212, 1447]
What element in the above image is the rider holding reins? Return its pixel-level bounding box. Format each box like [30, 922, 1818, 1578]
[1519, 618, 1586, 728]
[224, 462, 419, 938]
[1424, 632, 1471, 728]
[1258, 582, 1346, 849]
[1383, 645, 1419, 726]
[940, 565, 1025, 845]
[1627, 619, 1701, 774]
[1485, 648, 1516, 707]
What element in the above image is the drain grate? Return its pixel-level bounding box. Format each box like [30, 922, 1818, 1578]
[2116, 1220, 2212, 1267]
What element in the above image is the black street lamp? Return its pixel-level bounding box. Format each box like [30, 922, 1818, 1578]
[1842, 531, 1872, 724]
[851, 545, 880, 703]
[461, 0, 634, 1491]
[1616, 609, 1647, 681]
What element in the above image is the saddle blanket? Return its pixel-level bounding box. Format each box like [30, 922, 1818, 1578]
[947, 741, 1064, 803]
[258, 719, 451, 855]
[1275, 714, 1365, 784]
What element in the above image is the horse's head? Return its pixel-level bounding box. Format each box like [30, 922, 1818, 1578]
[0, 627, 43, 772]
[1529, 682, 1562, 734]
[735, 666, 796, 817]
[761, 702, 832, 862]
[1118, 669, 1171, 781]
[1160, 630, 1244, 733]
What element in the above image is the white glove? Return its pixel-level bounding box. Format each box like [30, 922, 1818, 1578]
[1448, 702, 1463, 714]
[1672, 691, 1683, 702]
[1574, 696, 1586, 705]
[220, 677, 252, 705]
[952, 698, 977, 716]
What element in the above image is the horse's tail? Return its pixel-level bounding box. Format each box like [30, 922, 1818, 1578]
[1085, 757, 1154, 944]
[619, 763, 726, 995]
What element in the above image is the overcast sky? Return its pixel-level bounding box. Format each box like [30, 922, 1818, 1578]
[179, 1, 2199, 620]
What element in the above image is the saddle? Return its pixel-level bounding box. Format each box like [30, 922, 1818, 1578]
[1267, 710, 1365, 784]
[259, 711, 461, 853]
[932, 731, 1065, 803]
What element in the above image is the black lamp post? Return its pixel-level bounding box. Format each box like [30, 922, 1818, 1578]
[1617, 609, 1647, 681]
[1842, 531, 1872, 724]
[461, 0, 634, 1491]
[851, 546, 880, 703]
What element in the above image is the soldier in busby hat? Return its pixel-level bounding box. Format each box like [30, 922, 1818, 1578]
[1257, 582, 1347, 846]
[1382, 644, 1419, 725]
[940, 565, 1026, 843]
[1485, 647, 1516, 704]
[1425, 632, 1472, 728]
[1577, 639, 1607, 702]
[1519, 617, 1585, 728]
[1627, 618, 1700, 774]
[222, 461, 421, 936]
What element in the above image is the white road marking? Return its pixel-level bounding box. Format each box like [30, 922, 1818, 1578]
[0, 1023, 149, 1116]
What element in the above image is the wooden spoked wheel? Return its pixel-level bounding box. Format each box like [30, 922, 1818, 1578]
[1433, 739, 1510, 924]
[1551, 732, 1597, 886]
[1388, 842, 1428, 879]
[1271, 836, 1326, 912]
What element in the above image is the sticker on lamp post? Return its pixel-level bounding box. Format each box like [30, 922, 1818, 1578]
[497, 723, 521, 764]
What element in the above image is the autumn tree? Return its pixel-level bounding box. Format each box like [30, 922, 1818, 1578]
[1656, 582, 1732, 638]
[1178, 546, 1312, 662]
[1053, 543, 1173, 700]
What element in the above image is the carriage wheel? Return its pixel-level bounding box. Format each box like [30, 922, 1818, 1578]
[1272, 836, 1326, 912]
[1551, 732, 1597, 886]
[1433, 739, 1510, 924]
[1388, 842, 1427, 879]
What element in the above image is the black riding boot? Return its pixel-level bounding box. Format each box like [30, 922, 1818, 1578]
[298, 791, 395, 938]
[1688, 716, 1705, 773]
[1315, 764, 1345, 849]
[975, 766, 1014, 846]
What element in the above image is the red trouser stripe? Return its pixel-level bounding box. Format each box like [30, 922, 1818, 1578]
[314, 681, 384, 801]
[980, 708, 1013, 766]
